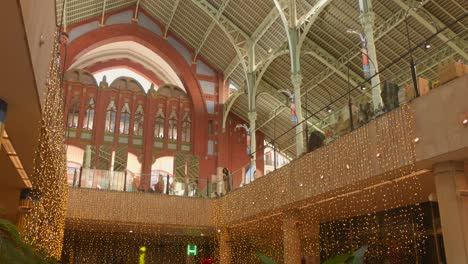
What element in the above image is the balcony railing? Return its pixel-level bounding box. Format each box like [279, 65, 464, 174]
[66, 167, 221, 198]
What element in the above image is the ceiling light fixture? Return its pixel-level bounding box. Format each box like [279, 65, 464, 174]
[423, 40, 431, 49]
[462, 118, 468, 126]
[326, 106, 332, 113]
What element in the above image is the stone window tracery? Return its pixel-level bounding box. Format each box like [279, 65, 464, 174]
[133, 104, 144, 136]
[67, 97, 80, 128]
[168, 106, 178, 141]
[82, 98, 95, 130]
[119, 102, 131, 135]
[105, 100, 117, 133]
[154, 106, 165, 139]
[181, 110, 191, 143]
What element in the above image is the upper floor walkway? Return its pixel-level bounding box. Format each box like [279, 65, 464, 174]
[65, 75, 468, 232]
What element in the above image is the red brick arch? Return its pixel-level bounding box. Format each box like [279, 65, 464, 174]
[65, 23, 208, 156]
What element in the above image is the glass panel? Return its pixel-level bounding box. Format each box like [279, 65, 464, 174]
[154, 118, 165, 138]
[105, 101, 116, 133]
[67, 99, 80, 128]
[83, 98, 95, 130]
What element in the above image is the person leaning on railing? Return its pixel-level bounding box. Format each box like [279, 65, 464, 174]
[154, 175, 165, 193]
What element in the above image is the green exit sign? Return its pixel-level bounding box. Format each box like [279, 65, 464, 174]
[187, 244, 197, 256]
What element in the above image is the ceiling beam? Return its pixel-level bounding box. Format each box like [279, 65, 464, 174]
[191, 0, 250, 77]
[301, 39, 363, 88]
[255, 106, 288, 131]
[252, 7, 281, 43]
[223, 5, 284, 81]
[62, 0, 68, 31]
[393, 0, 468, 61]
[300, 0, 430, 98]
[222, 89, 245, 130]
[133, 0, 140, 20]
[335, 0, 430, 68]
[99, 0, 107, 26]
[223, 56, 243, 81]
[297, 0, 334, 48]
[193, 0, 231, 61]
[164, 0, 181, 38]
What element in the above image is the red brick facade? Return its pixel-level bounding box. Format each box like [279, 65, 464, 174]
[63, 16, 264, 190]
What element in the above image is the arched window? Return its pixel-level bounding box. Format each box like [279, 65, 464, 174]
[181, 111, 191, 143]
[67, 97, 80, 128]
[105, 100, 117, 133]
[119, 102, 131, 135]
[133, 104, 144, 136]
[82, 98, 95, 130]
[168, 106, 178, 141]
[154, 107, 165, 139]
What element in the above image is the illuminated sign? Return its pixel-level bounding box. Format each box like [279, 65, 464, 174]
[139, 246, 146, 264]
[187, 244, 197, 256]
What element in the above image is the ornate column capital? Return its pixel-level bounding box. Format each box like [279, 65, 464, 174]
[290, 72, 302, 87]
[359, 11, 375, 27]
[248, 111, 257, 121]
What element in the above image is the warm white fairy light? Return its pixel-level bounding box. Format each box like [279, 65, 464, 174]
[20, 32, 68, 260]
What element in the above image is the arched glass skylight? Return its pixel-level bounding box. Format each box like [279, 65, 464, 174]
[94, 68, 153, 92]
[69, 41, 185, 91]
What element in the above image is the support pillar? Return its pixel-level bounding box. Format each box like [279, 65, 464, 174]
[109, 150, 115, 189]
[248, 111, 257, 171]
[283, 214, 302, 264]
[288, 26, 305, 157]
[84, 145, 92, 168]
[358, 0, 383, 111]
[291, 71, 304, 157]
[246, 40, 257, 171]
[304, 221, 320, 264]
[219, 228, 232, 264]
[433, 161, 468, 264]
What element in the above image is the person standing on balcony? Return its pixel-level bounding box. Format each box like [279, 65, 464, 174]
[222, 168, 232, 193]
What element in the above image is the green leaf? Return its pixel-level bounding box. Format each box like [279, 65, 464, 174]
[350, 246, 368, 264]
[324, 246, 368, 264]
[256, 252, 277, 264]
[0, 218, 57, 264]
[323, 252, 353, 264]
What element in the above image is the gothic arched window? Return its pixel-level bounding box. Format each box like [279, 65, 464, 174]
[154, 107, 165, 139]
[181, 111, 191, 143]
[133, 104, 144, 136]
[168, 106, 178, 141]
[67, 97, 80, 128]
[119, 102, 131, 135]
[105, 100, 117, 133]
[82, 98, 95, 130]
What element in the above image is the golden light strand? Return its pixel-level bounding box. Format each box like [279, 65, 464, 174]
[21, 32, 68, 260]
